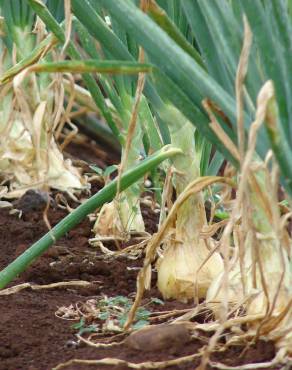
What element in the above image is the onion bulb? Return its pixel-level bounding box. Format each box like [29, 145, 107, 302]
[157, 105, 224, 302]
[157, 236, 224, 302]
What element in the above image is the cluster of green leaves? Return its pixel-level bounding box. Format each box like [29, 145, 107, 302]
[72, 295, 164, 335]
[72, 316, 98, 336]
[97, 295, 150, 330]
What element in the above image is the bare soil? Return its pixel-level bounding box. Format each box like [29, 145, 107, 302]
[0, 140, 281, 370]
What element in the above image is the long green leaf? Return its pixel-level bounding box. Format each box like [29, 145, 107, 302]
[29, 60, 153, 74]
[181, 0, 233, 94]
[240, 0, 292, 142]
[265, 91, 292, 197]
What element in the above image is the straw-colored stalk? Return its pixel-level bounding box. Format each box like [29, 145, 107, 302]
[207, 81, 292, 355]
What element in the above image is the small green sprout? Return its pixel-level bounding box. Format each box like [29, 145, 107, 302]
[150, 297, 164, 305]
[71, 317, 98, 336]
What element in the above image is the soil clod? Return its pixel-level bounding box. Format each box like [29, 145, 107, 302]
[124, 322, 193, 352]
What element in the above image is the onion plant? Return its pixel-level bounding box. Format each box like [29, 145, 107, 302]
[74, 18, 163, 238]
[156, 104, 224, 301]
[0, 0, 85, 197]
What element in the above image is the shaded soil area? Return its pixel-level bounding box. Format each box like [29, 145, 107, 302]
[0, 141, 282, 370]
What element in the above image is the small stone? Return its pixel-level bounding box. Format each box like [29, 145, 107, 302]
[65, 340, 79, 349]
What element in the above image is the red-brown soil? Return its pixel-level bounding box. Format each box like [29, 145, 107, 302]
[0, 140, 282, 370]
